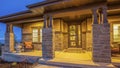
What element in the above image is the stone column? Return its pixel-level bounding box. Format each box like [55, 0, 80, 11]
[92, 7, 111, 63]
[42, 15, 55, 59]
[4, 24, 14, 52]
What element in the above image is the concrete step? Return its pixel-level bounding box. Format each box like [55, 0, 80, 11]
[64, 48, 86, 53]
[38, 58, 116, 68]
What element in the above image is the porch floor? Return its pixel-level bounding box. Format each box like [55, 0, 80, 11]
[18, 51, 120, 63]
[2, 50, 120, 67]
[18, 50, 92, 61]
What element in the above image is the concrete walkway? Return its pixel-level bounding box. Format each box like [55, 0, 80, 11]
[33, 64, 62, 68]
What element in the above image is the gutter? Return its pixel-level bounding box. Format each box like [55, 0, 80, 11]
[27, 0, 70, 8]
[0, 10, 31, 19]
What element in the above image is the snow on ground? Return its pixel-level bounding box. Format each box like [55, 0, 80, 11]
[33, 64, 62, 68]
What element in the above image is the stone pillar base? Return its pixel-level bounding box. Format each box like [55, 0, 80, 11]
[42, 28, 55, 59]
[92, 23, 111, 63]
[4, 33, 14, 53]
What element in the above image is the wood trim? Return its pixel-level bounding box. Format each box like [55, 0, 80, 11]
[22, 33, 32, 35]
[0, 10, 31, 19]
[33, 42, 42, 44]
[32, 27, 43, 43]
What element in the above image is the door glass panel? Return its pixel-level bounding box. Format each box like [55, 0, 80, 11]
[70, 25, 76, 31]
[69, 25, 77, 47]
[71, 42, 76, 46]
[70, 36, 76, 40]
[70, 31, 76, 35]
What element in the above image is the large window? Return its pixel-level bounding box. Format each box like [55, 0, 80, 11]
[32, 28, 42, 43]
[113, 24, 120, 42]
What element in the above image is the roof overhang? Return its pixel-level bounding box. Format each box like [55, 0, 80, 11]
[1, 0, 120, 23]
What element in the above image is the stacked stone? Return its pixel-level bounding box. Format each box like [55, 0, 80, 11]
[42, 28, 55, 59]
[92, 23, 111, 63]
[4, 33, 14, 52]
[54, 32, 63, 51]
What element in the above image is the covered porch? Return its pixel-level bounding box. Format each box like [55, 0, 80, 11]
[0, 0, 120, 67]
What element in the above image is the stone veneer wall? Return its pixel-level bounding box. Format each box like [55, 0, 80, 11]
[86, 32, 92, 51]
[42, 28, 55, 59]
[92, 23, 111, 63]
[86, 18, 92, 51]
[63, 33, 68, 49]
[54, 32, 63, 51]
[81, 18, 92, 50]
[53, 19, 68, 51]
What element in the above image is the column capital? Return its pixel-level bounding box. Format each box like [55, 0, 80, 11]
[102, 6, 108, 24]
[92, 8, 98, 24]
[6, 24, 13, 33]
[43, 15, 48, 28]
[48, 15, 53, 28]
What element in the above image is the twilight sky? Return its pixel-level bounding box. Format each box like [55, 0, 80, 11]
[0, 0, 43, 41]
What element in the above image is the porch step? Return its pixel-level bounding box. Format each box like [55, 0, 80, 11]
[64, 48, 85, 53]
[38, 59, 116, 68]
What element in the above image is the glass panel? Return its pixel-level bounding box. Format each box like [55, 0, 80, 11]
[33, 33, 38, 37]
[33, 37, 38, 42]
[33, 29, 38, 32]
[70, 31, 76, 35]
[70, 36, 75, 40]
[70, 25, 76, 31]
[71, 42, 76, 46]
[33, 28, 38, 42]
[113, 24, 120, 42]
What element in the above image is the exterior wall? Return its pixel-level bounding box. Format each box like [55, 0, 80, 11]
[81, 18, 92, 50]
[53, 19, 63, 51]
[63, 22, 68, 49]
[53, 19, 68, 51]
[21, 17, 93, 51]
[22, 22, 43, 50]
[22, 19, 67, 51]
[86, 18, 92, 51]
[81, 21, 87, 49]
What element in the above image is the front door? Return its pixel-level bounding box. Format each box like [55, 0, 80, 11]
[68, 25, 78, 48]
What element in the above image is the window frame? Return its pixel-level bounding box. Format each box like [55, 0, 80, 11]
[113, 24, 120, 42]
[32, 27, 42, 43]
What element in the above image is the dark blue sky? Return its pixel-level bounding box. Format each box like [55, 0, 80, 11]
[0, 0, 43, 41]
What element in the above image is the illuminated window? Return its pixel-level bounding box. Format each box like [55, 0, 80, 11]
[113, 24, 120, 42]
[33, 28, 38, 42]
[32, 28, 42, 43]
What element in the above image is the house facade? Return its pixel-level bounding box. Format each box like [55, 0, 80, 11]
[0, 0, 120, 63]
